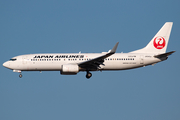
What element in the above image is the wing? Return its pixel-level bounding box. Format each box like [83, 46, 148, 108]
[78, 42, 119, 71]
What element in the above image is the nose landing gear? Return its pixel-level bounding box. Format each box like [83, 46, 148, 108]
[86, 71, 92, 79]
[13, 70, 22, 78]
[19, 74, 22, 78]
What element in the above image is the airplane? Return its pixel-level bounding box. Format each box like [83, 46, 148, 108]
[3, 22, 175, 79]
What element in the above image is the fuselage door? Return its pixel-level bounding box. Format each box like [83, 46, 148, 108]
[140, 55, 144, 64]
[22, 56, 27, 64]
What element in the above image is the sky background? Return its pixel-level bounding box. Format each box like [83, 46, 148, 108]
[0, 0, 180, 120]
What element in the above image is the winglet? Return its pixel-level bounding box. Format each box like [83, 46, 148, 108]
[109, 42, 119, 53]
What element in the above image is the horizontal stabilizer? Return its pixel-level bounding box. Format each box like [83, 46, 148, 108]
[154, 51, 175, 58]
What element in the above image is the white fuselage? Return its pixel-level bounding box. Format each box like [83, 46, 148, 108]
[3, 53, 162, 72]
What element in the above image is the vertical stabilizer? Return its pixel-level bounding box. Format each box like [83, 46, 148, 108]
[130, 22, 173, 54]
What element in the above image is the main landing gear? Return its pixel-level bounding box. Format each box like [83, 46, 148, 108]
[86, 71, 92, 79]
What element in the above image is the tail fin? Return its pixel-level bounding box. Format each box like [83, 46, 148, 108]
[130, 22, 173, 54]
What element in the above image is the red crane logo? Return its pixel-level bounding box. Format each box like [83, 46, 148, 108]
[153, 36, 166, 49]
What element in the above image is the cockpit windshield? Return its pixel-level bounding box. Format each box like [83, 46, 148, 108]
[10, 58, 17, 61]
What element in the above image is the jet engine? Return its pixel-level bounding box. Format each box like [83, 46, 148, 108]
[60, 64, 79, 75]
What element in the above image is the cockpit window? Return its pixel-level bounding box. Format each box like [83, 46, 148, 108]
[10, 58, 17, 61]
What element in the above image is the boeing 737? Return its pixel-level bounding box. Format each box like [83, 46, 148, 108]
[3, 22, 175, 79]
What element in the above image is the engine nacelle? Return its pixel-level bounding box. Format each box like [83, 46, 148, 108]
[60, 64, 79, 75]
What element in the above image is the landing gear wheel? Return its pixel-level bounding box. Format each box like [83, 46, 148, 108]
[86, 72, 92, 79]
[19, 74, 22, 78]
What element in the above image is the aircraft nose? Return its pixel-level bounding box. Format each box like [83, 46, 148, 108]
[3, 61, 9, 68]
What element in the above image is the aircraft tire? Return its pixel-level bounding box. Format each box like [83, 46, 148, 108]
[19, 74, 22, 78]
[86, 72, 92, 79]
